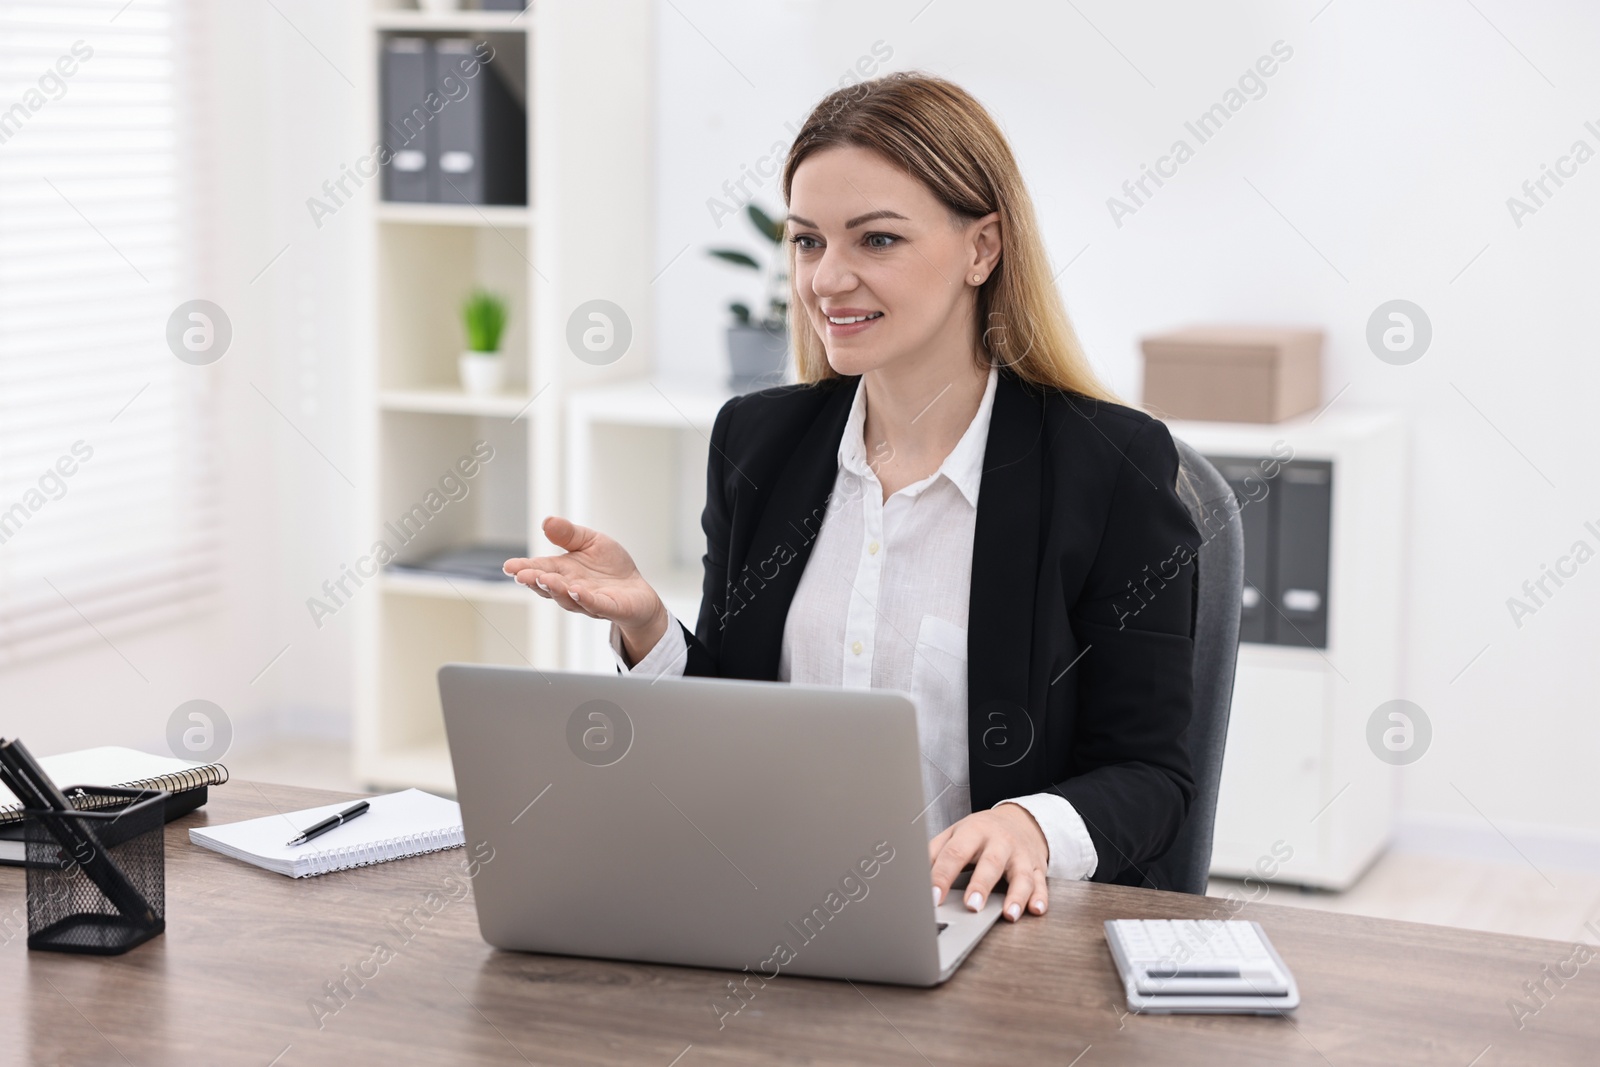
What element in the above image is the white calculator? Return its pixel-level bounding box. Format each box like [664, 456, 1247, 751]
[1103, 919, 1300, 1014]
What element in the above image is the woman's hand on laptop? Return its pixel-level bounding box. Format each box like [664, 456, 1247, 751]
[928, 806, 1049, 923]
[503, 516, 669, 659]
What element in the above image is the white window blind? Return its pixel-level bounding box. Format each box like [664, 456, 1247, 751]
[0, 0, 218, 665]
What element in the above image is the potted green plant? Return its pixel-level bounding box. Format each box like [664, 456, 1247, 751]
[458, 288, 509, 396]
[707, 202, 790, 392]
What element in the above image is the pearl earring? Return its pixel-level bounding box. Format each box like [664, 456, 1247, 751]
[972, 274, 982, 283]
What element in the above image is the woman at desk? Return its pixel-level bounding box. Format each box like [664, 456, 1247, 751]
[505, 71, 1201, 929]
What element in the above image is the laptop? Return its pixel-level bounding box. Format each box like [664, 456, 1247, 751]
[438, 665, 1003, 986]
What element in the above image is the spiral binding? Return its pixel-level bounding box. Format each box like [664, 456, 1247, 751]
[299, 826, 465, 877]
[0, 763, 229, 825]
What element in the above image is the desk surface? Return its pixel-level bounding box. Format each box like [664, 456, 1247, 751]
[3, 782, 1595, 1066]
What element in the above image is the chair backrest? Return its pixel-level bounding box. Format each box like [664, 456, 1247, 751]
[1142, 439, 1245, 895]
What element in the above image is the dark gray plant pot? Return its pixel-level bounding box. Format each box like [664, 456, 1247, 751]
[726, 323, 790, 393]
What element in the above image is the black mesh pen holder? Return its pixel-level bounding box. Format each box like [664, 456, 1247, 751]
[23, 786, 168, 955]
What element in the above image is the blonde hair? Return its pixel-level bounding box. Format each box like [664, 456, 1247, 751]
[781, 71, 1121, 405]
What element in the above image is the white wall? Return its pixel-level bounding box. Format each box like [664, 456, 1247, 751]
[652, 0, 1600, 852]
[0, 0, 363, 756]
[207, 0, 368, 742]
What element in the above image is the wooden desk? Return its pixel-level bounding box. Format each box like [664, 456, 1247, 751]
[3, 782, 1596, 1065]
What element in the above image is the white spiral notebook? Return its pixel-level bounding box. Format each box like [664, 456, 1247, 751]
[189, 789, 464, 878]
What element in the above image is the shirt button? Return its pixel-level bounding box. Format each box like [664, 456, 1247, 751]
[851, 640, 863, 655]
[868, 541, 880, 555]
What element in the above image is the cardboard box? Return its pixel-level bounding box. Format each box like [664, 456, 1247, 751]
[1140, 325, 1323, 423]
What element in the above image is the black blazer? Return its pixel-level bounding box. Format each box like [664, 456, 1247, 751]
[665, 364, 1202, 888]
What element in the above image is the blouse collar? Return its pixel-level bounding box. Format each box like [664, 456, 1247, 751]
[837, 360, 998, 508]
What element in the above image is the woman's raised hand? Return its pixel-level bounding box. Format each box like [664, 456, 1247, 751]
[503, 516, 666, 636]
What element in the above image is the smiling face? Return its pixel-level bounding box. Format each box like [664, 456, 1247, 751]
[787, 145, 999, 379]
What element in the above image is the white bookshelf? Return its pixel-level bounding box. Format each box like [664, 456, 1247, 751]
[1168, 408, 1406, 890]
[353, 0, 656, 792]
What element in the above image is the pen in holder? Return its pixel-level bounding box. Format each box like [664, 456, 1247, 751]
[23, 785, 168, 955]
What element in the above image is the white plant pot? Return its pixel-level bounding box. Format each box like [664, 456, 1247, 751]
[458, 351, 505, 396]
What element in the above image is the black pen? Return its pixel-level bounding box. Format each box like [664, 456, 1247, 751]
[286, 801, 370, 847]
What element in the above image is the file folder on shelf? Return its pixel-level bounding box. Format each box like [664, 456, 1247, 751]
[1205, 455, 1333, 650]
[1272, 461, 1333, 649]
[433, 38, 526, 206]
[380, 37, 527, 206]
[381, 37, 431, 202]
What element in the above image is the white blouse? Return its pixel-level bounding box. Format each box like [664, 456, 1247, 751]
[609, 361, 1097, 881]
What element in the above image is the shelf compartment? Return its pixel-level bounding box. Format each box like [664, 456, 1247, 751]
[377, 223, 530, 393]
[378, 411, 528, 565]
[368, 592, 533, 793]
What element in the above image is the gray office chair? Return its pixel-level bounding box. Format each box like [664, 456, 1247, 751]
[1141, 439, 1245, 895]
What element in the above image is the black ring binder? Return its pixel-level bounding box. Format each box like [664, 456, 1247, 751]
[0, 760, 227, 826]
